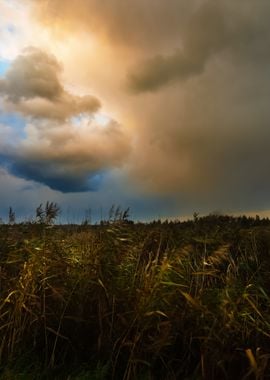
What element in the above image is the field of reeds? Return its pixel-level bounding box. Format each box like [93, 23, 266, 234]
[1, 213, 270, 379]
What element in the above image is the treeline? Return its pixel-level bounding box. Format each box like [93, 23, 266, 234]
[1, 202, 270, 229]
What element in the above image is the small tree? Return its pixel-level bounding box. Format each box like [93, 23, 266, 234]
[8, 207, 16, 225]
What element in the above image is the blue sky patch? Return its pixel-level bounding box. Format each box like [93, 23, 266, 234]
[0, 113, 26, 139]
[0, 59, 10, 77]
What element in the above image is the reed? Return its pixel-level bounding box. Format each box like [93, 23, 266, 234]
[0, 215, 270, 379]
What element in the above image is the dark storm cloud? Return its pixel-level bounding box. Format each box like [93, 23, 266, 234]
[127, 0, 270, 92]
[6, 159, 103, 192]
[128, 59, 270, 211]
[128, 1, 229, 92]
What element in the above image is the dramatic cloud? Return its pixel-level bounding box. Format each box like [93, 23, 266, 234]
[1, 0, 270, 217]
[0, 47, 100, 119]
[0, 48, 130, 192]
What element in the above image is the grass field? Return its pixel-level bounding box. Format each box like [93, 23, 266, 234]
[1, 214, 270, 379]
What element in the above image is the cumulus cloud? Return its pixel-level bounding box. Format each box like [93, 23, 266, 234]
[0, 48, 130, 192]
[4, 117, 130, 192]
[0, 47, 63, 100]
[0, 47, 101, 119]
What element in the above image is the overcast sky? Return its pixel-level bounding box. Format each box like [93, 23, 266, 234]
[0, 0, 270, 222]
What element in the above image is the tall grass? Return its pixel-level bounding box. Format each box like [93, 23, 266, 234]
[0, 218, 270, 379]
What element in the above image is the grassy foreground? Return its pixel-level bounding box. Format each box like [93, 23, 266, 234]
[1, 215, 270, 379]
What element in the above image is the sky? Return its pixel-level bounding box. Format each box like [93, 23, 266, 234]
[0, 0, 270, 222]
